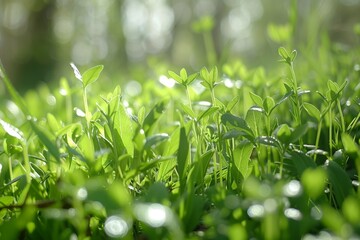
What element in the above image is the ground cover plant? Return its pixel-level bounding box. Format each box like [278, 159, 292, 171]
[1, 12, 360, 240]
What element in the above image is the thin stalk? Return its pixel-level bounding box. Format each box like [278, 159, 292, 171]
[83, 87, 91, 135]
[8, 156, 15, 194]
[21, 142, 31, 185]
[329, 105, 333, 156]
[314, 120, 323, 162]
[348, 110, 360, 131]
[210, 87, 216, 106]
[216, 115, 223, 186]
[290, 62, 302, 127]
[337, 100, 346, 133]
[266, 115, 272, 173]
[185, 86, 192, 110]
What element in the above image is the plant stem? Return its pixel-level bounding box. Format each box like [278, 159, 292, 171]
[83, 87, 91, 135]
[22, 142, 31, 185]
[8, 156, 15, 194]
[185, 86, 192, 110]
[290, 62, 302, 127]
[314, 120, 323, 162]
[329, 104, 333, 156]
[337, 100, 346, 133]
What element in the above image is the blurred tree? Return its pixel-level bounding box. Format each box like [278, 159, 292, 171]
[0, 0, 359, 91]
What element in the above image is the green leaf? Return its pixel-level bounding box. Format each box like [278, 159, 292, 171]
[143, 99, 168, 135]
[144, 133, 169, 150]
[187, 72, 198, 85]
[303, 102, 321, 122]
[327, 80, 339, 93]
[226, 96, 239, 112]
[0, 62, 29, 115]
[341, 133, 359, 154]
[177, 127, 189, 190]
[188, 149, 214, 186]
[290, 50, 297, 62]
[245, 106, 266, 136]
[29, 120, 60, 162]
[301, 167, 327, 199]
[137, 106, 146, 126]
[180, 103, 196, 119]
[233, 141, 254, 179]
[274, 90, 293, 109]
[180, 68, 187, 81]
[284, 150, 317, 177]
[221, 112, 255, 143]
[0, 196, 15, 207]
[256, 136, 282, 150]
[288, 123, 308, 143]
[0, 119, 24, 142]
[198, 106, 219, 121]
[168, 70, 182, 84]
[156, 158, 177, 182]
[47, 113, 61, 133]
[249, 92, 263, 107]
[78, 134, 95, 162]
[211, 66, 218, 85]
[325, 160, 354, 207]
[275, 124, 292, 144]
[82, 65, 104, 88]
[278, 47, 290, 64]
[116, 103, 135, 157]
[263, 96, 275, 115]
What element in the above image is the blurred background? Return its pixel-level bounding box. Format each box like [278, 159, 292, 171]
[0, 0, 359, 92]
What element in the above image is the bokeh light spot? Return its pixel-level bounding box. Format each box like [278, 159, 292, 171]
[247, 204, 265, 218]
[104, 216, 129, 238]
[284, 208, 302, 220]
[283, 180, 302, 197]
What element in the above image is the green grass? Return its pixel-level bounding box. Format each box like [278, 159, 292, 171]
[1, 25, 360, 240]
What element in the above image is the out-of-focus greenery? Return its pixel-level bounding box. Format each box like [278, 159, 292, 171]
[1, 0, 360, 91]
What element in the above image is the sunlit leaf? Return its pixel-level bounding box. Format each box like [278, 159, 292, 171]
[263, 96, 275, 115]
[177, 127, 189, 190]
[0, 119, 24, 142]
[82, 65, 104, 88]
[221, 112, 255, 143]
[29, 120, 60, 162]
[168, 70, 182, 84]
[249, 92, 263, 107]
[303, 102, 321, 122]
[143, 99, 169, 135]
[180, 68, 187, 81]
[180, 103, 196, 119]
[144, 133, 169, 150]
[198, 106, 219, 121]
[233, 141, 254, 179]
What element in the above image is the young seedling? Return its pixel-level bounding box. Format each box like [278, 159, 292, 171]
[70, 63, 104, 133]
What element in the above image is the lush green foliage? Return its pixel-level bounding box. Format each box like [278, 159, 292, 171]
[1, 21, 360, 240]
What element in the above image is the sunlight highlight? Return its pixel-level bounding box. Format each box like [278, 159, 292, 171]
[134, 203, 169, 227]
[104, 216, 129, 238]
